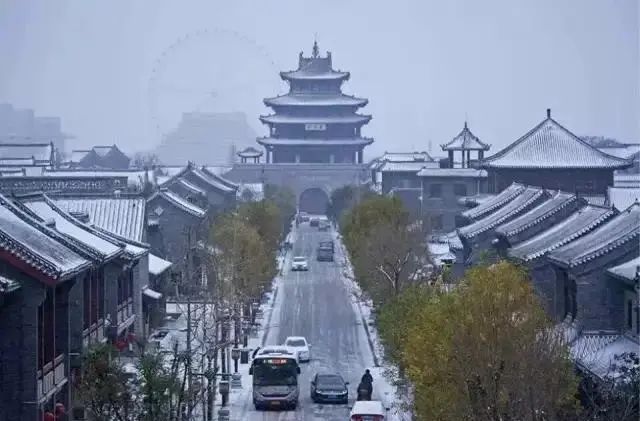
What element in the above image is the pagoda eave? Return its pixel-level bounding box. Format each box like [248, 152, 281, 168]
[279, 71, 350, 82]
[263, 95, 368, 108]
[257, 137, 374, 147]
[259, 114, 372, 125]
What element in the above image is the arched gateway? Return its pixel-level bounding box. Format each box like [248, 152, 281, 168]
[224, 41, 374, 209]
[298, 188, 330, 214]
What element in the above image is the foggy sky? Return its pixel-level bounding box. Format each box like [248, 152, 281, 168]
[0, 0, 638, 159]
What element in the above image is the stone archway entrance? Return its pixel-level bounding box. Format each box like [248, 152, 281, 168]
[298, 188, 330, 215]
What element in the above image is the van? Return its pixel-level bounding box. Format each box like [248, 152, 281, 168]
[350, 400, 387, 420]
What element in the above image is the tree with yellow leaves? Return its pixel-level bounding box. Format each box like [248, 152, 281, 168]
[387, 261, 579, 420]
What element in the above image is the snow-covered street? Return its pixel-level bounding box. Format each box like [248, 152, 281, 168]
[225, 221, 405, 420]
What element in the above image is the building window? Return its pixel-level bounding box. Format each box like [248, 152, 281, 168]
[454, 183, 467, 196]
[429, 184, 442, 198]
[563, 274, 577, 321]
[430, 215, 443, 231]
[624, 290, 638, 334]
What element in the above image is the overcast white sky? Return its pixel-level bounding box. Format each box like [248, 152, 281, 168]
[0, 0, 638, 158]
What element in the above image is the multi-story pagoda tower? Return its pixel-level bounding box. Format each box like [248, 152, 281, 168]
[258, 41, 373, 164]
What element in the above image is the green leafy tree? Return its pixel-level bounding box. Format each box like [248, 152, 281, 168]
[77, 344, 138, 421]
[341, 195, 429, 304]
[327, 184, 375, 223]
[394, 261, 579, 420]
[264, 184, 296, 238]
[238, 200, 282, 254]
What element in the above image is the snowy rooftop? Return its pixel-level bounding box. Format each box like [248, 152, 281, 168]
[380, 161, 440, 173]
[264, 93, 367, 107]
[607, 187, 640, 211]
[548, 202, 640, 268]
[458, 187, 547, 239]
[437, 231, 464, 250]
[200, 167, 238, 189]
[176, 178, 206, 195]
[508, 205, 616, 262]
[417, 168, 487, 178]
[0, 157, 36, 166]
[237, 183, 264, 201]
[614, 173, 640, 188]
[147, 190, 206, 218]
[495, 191, 579, 239]
[42, 169, 151, 189]
[441, 122, 490, 151]
[190, 167, 235, 193]
[373, 152, 434, 163]
[0, 195, 90, 280]
[481, 111, 631, 169]
[461, 183, 526, 221]
[597, 144, 640, 158]
[70, 150, 91, 163]
[259, 114, 371, 125]
[21, 198, 124, 261]
[257, 137, 374, 147]
[570, 333, 639, 379]
[428, 242, 456, 266]
[606, 256, 640, 282]
[53, 196, 146, 242]
[457, 193, 497, 207]
[237, 147, 263, 158]
[280, 45, 350, 81]
[0, 142, 53, 164]
[149, 253, 173, 276]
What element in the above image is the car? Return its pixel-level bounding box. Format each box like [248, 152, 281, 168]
[309, 218, 320, 227]
[311, 373, 348, 404]
[318, 221, 330, 231]
[284, 336, 311, 362]
[350, 400, 388, 420]
[291, 256, 309, 271]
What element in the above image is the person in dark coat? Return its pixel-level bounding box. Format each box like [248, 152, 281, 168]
[361, 369, 373, 386]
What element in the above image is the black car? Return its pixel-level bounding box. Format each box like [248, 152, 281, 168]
[310, 373, 349, 404]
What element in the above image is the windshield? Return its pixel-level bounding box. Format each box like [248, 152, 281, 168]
[293, 257, 306, 262]
[318, 375, 344, 387]
[286, 339, 306, 347]
[253, 362, 298, 386]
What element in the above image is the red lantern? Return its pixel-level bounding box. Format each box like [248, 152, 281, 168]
[115, 338, 127, 352]
[127, 332, 136, 343]
[43, 412, 56, 421]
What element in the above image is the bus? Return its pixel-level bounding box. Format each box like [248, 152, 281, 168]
[249, 351, 301, 410]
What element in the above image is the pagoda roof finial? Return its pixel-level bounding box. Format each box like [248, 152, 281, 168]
[312, 39, 319, 58]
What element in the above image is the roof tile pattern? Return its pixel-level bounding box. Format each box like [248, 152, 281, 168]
[264, 94, 367, 107]
[148, 190, 206, 218]
[548, 202, 640, 268]
[509, 205, 616, 262]
[495, 191, 579, 239]
[482, 116, 630, 169]
[462, 182, 526, 221]
[0, 195, 89, 280]
[441, 122, 490, 151]
[458, 187, 547, 239]
[53, 197, 146, 242]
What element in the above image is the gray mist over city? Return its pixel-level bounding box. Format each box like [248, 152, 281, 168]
[0, 0, 638, 160]
[0, 2, 638, 421]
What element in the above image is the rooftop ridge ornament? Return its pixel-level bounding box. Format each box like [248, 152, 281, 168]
[312, 40, 319, 58]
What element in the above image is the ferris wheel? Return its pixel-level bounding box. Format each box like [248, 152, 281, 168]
[147, 28, 282, 142]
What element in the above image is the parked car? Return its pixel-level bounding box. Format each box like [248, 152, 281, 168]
[291, 256, 309, 271]
[310, 373, 348, 404]
[310, 218, 320, 227]
[318, 220, 330, 231]
[284, 336, 311, 362]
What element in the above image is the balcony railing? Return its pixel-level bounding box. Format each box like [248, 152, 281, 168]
[117, 298, 135, 329]
[82, 319, 105, 347]
[37, 354, 66, 400]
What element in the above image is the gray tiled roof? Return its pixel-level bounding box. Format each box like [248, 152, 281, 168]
[265, 94, 367, 107]
[380, 161, 440, 173]
[417, 168, 487, 178]
[374, 152, 434, 163]
[607, 187, 640, 211]
[0, 142, 53, 165]
[0, 194, 90, 280]
[548, 202, 639, 268]
[508, 205, 616, 262]
[189, 167, 235, 193]
[606, 256, 640, 282]
[53, 196, 146, 242]
[147, 190, 206, 218]
[481, 114, 631, 169]
[495, 191, 579, 239]
[176, 178, 206, 195]
[458, 187, 547, 239]
[441, 122, 490, 151]
[462, 182, 525, 221]
[259, 114, 371, 125]
[20, 197, 125, 262]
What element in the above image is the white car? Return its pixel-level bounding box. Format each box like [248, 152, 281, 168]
[291, 256, 309, 271]
[284, 336, 311, 362]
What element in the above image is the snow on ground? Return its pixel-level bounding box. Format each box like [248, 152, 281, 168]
[333, 229, 411, 420]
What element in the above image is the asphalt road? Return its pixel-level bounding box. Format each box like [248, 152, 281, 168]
[236, 221, 382, 421]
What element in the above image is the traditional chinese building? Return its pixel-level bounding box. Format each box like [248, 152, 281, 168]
[481, 109, 632, 195]
[441, 122, 490, 168]
[257, 41, 373, 165]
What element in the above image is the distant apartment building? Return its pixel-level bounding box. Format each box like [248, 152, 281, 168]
[0, 103, 71, 152]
